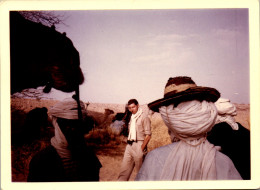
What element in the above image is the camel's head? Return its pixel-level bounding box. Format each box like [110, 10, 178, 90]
[10, 11, 84, 94]
[43, 36, 84, 93]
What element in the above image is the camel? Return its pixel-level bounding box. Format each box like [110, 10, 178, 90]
[82, 102, 115, 133]
[10, 11, 86, 145]
[10, 11, 84, 95]
[84, 105, 114, 129]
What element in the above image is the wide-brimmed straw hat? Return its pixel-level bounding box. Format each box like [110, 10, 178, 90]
[148, 76, 220, 112]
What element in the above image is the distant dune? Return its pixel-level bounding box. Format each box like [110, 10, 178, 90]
[11, 97, 250, 130]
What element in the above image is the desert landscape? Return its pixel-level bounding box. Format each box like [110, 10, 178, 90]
[10, 97, 250, 182]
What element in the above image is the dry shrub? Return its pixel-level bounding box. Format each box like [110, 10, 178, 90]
[85, 127, 123, 146]
[11, 98, 58, 113]
[148, 113, 171, 151]
[234, 104, 250, 130]
[85, 129, 110, 144]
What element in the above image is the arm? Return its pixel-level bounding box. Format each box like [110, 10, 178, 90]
[141, 115, 152, 151]
[141, 135, 151, 151]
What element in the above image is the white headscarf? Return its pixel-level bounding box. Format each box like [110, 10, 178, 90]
[49, 98, 87, 159]
[159, 100, 218, 180]
[49, 98, 87, 120]
[214, 98, 238, 130]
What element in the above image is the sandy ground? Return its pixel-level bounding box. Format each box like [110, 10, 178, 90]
[10, 98, 250, 182]
[95, 142, 138, 181]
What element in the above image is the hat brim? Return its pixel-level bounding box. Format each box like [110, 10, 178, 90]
[148, 86, 220, 112]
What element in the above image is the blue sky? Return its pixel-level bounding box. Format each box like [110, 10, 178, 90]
[17, 9, 250, 104]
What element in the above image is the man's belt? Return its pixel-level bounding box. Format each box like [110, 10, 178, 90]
[127, 140, 136, 145]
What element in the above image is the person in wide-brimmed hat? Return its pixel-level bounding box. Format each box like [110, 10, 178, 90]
[135, 76, 242, 181]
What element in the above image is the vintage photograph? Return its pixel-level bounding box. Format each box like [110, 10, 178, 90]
[1, 1, 259, 189]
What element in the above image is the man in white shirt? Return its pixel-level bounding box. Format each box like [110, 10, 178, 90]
[118, 99, 151, 181]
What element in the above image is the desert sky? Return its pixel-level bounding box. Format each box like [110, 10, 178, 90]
[22, 9, 250, 104]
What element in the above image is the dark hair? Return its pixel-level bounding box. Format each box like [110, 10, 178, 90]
[128, 99, 139, 106]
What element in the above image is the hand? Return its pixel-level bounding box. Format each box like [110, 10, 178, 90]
[141, 144, 147, 152]
[142, 147, 148, 155]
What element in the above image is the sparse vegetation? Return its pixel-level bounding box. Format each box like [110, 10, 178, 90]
[10, 98, 250, 181]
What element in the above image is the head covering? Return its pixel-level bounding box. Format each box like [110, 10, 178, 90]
[214, 98, 239, 130]
[148, 76, 220, 112]
[49, 97, 87, 120]
[160, 100, 217, 141]
[49, 98, 87, 159]
[158, 100, 218, 180]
